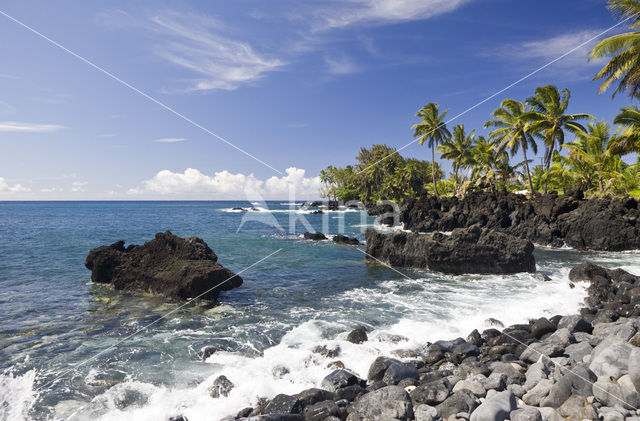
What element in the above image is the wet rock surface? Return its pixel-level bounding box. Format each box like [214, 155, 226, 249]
[85, 231, 242, 300]
[228, 263, 640, 421]
[303, 232, 328, 241]
[365, 225, 536, 274]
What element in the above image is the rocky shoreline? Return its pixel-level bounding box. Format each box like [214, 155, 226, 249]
[191, 261, 640, 421]
[397, 192, 640, 251]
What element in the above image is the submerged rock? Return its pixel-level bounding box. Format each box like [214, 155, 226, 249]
[346, 326, 368, 344]
[209, 375, 234, 398]
[85, 231, 242, 300]
[365, 225, 535, 274]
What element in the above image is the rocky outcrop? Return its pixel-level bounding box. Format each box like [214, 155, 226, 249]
[332, 235, 360, 245]
[400, 191, 640, 251]
[365, 226, 536, 274]
[85, 231, 242, 300]
[365, 202, 396, 216]
[569, 262, 640, 312]
[304, 232, 327, 241]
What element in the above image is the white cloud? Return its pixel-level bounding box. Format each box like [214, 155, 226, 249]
[325, 56, 360, 75]
[0, 121, 64, 133]
[128, 167, 322, 199]
[152, 137, 186, 143]
[148, 11, 284, 91]
[0, 177, 30, 193]
[71, 181, 88, 192]
[486, 29, 607, 69]
[314, 0, 471, 30]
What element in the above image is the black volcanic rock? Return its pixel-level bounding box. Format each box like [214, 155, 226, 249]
[85, 231, 242, 300]
[366, 202, 396, 216]
[304, 232, 327, 241]
[399, 191, 640, 251]
[332, 234, 360, 245]
[365, 226, 535, 274]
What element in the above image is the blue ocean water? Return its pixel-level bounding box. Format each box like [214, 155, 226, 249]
[0, 201, 638, 421]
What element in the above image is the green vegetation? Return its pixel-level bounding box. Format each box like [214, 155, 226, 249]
[320, 0, 640, 202]
[319, 145, 442, 202]
[591, 0, 640, 98]
[411, 102, 451, 198]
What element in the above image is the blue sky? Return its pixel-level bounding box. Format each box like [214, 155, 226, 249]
[0, 0, 635, 199]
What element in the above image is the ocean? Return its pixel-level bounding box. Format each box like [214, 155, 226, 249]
[0, 201, 638, 420]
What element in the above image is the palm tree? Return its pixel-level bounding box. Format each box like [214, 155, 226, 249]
[484, 99, 538, 194]
[612, 162, 640, 195]
[437, 124, 474, 195]
[612, 100, 640, 154]
[590, 0, 640, 98]
[526, 85, 593, 193]
[546, 153, 578, 193]
[564, 120, 624, 195]
[468, 136, 500, 193]
[412, 102, 451, 197]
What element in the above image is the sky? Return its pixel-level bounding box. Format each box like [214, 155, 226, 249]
[0, 0, 636, 200]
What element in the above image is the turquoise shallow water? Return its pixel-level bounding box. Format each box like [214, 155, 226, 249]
[0, 201, 638, 420]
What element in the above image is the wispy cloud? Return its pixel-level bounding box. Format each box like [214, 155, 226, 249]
[71, 181, 88, 192]
[311, 0, 472, 30]
[40, 187, 62, 193]
[152, 137, 186, 143]
[99, 10, 285, 92]
[0, 121, 64, 133]
[325, 55, 360, 75]
[484, 29, 608, 70]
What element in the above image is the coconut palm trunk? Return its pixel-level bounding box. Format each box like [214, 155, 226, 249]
[543, 140, 555, 194]
[431, 147, 438, 198]
[453, 165, 459, 195]
[599, 176, 604, 196]
[521, 142, 535, 195]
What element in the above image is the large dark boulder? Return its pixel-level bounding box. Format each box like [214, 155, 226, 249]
[346, 326, 368, 344]
[399, 192, 640, 251]
[569, 262, 640, 305]
[261, 394, 303, 415]
[332, 234, 360, 245]
[321, 370, 361, 392]
[366, 202, 396, 216]
[365, 226, 535, 274]
[303, 232, 327, 241]
[85, 231, 242, 300]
